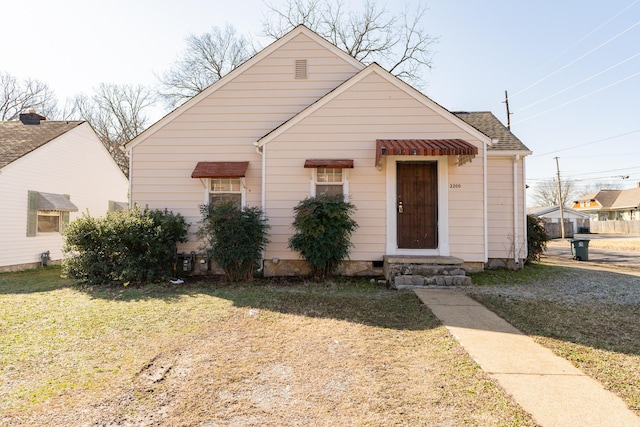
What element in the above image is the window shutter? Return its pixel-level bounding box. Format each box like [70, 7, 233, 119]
[62, 212, 70, 231]
[27, 191, 38, 237]
[62, 194, 71, 232]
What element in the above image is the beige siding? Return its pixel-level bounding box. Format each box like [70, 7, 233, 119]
[131, 32, 362, 252]
[0, 124, 128, 268]
[487, 156, 527, 260]
[264, 72, 486, 262]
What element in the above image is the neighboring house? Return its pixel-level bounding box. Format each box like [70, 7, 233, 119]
[0, 111, 129, 271]
[126, 25, 531, 276]
[527, 205, 591, 238]
[573, 186, 640, 221]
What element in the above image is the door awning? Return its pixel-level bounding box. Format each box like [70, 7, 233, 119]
[191, 161, 249, 178]
[304, 159, 354, 168]
[37, 192, 78, 212]
[375, 139, 478, 166]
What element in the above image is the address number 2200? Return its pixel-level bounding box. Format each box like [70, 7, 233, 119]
[449, 184, 462, 189]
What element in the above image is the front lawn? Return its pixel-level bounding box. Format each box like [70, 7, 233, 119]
[0, 268, 534, 426]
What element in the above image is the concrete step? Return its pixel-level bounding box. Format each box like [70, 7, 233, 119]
[392, 274, 472, 289]
[384, 255, 471, 289]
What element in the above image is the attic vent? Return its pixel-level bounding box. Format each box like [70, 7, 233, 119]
[295, 59, 308, 79]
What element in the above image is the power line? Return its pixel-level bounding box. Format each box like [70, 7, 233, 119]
[511, 17, 640, 99]
[515, 52, 640, 113]
[512, 0, 640, 91]
[532, 129, 640, 157]
[512, 70, 640, 124]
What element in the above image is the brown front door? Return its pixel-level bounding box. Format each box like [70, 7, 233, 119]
[397, 162, 438, 249]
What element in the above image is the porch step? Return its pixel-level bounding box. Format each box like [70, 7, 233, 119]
[384, 255, 472, 289]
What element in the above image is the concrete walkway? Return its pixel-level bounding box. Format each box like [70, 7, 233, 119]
[414, 288, 640, 427]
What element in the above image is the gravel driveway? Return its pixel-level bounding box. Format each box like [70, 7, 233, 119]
[467, 237, 640, 305]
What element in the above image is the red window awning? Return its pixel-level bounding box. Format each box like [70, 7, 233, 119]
[375, 139, 478, 166]
[191, 161, 249, 178]
[304, 159, 354, 168]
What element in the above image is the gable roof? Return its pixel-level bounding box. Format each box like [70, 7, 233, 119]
[575, 189, 621, 207]
[0, 120, 84, 168]
[453, 111, 531, 152]
[612, 186, 640, 209]
[257, 63, 493, 147]
[527, 205, 590, 218]
[578, 187, 640, 209]
[125, 25, 365, 151]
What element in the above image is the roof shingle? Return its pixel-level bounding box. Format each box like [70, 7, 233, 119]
[0, 120, 84, 168]
[453, 111, 530, 152]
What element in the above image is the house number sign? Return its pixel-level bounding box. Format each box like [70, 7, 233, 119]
[449, 184, 462, 189]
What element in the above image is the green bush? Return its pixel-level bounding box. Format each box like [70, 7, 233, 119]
[288, 194, 358, 279]
[63, 208, 189, 285]
[197, 202, 270, 282]
[526, 214, 550, 264]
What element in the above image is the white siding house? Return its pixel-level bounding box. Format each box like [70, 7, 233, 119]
[0, 113, 128, 271]
[127, 25, 531, 278]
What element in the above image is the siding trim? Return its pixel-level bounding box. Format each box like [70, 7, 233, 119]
[385, 156, 450, 256]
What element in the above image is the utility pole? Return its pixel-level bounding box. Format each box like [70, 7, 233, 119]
[503, 90, 512, 130]
[554, 156, 566, 239]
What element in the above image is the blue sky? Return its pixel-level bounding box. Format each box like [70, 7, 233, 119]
[2, 0, 639, 202]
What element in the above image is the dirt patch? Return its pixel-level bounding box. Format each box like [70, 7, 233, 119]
[3, 288, 536, 426]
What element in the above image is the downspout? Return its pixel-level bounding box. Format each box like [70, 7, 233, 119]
[483, 142, 489, 264]
[522, 157, 528, 261]
[128, 147, 133, 207]
[256, 142, 267, 271]
[259, 143, 266, 210]
[513, 155, 521, 266]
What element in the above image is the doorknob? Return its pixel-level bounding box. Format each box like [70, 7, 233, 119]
[398, 202, 403, 213]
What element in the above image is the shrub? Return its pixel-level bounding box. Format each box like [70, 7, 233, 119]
[526, 214, 550, 264]
[288, 194, 358, 279]
[197, 202, 270, 282]
[63, 208, 189, 285]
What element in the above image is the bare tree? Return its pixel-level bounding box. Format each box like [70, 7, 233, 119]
[71, 83, 156, 176]
[531, 179, 581, 207]
[262, 0, 436, 86]
[0, 71, 59, 120]
[158, 24, 253, 109]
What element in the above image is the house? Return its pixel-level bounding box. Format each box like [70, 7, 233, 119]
[0, 111, 129, 272]
[573, 186, 640, 221]
[126, 25, 531, 279]
[572, 185, 640, 234]
[527, 205, 591, 238]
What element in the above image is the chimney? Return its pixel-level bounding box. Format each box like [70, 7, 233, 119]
[19, 109, 46, 125]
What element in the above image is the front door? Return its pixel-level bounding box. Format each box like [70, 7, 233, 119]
[397, 162, 438, 249]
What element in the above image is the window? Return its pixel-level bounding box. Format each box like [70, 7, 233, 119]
[27, 191, 77, 237]
[210, 178, 242, 208]
[315, 167, 345, 197]
[37, 211, 62, 233]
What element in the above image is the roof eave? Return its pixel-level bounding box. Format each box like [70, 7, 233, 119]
[487, 149, 532, 157]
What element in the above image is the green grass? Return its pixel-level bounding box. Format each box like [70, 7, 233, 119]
[469, 262, 572, 286]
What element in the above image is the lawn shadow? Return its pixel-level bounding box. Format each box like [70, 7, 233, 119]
[71, 275, 441, 331]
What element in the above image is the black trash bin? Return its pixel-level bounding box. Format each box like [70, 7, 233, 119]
[571, 238, 590, 261]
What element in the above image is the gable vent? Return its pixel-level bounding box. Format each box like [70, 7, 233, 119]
[295, 59, 308, 79]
